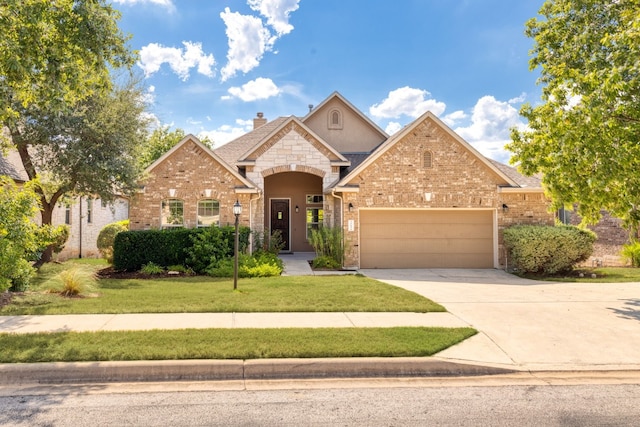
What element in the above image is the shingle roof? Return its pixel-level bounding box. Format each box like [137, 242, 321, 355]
[0, 150, 29, 182]
[488, 159, 542, 188]
[214, 116, 290, 165]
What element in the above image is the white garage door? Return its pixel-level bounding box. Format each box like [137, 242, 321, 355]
[359, 209, 495, 268]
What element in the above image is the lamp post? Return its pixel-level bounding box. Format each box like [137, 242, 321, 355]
[232, 200, 242, 290]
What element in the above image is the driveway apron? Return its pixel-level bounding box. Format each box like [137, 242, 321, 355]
[362, 269, 640, 371]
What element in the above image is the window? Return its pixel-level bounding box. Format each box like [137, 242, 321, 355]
[557, 208, 571, 225]
[306, 194, 323, 204]
[161, 199, 184, 227]
[306, 208, 323, 238]
[64, 205, 71, 225]
[328, 109, 343, 129]
[86, 198, 93, 224]
[197, 199, 220, 227]
[424, 150, 433, 168]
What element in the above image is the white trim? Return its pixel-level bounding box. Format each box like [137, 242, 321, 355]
[498, 186, 545, 193]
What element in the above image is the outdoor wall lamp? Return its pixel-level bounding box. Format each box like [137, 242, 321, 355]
[348, 202, 354, 212]
[295, 205, 299, 213]
[502, 203, 509, 213]
[233, 200, 242, 291]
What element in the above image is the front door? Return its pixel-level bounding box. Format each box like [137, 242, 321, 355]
[270, 199, 290, 251]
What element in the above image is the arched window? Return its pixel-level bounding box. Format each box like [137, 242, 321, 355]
[328, 109, 343, 129]
[197, 199, 220, 227]
[161, 199, 184, 228]
[423, 150, 434, 168]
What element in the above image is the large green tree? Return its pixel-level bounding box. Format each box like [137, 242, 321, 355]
[5, 80, 150, 263]
[1, 1, 147, 263]
[508, 0, 640, 232]
[138, 126, 214, 169]
[0, 0, 134, 127]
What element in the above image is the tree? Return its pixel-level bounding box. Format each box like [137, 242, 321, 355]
[0, 177, 62, 291]
[508, 0, 640, 233]
[5, 79, 150, 263]
[0, 0, 135, 127]
[138, 126, 214, 169]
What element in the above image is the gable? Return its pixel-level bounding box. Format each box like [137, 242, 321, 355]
[238, 117, 349, 166]
[303, 92, 387, 154]
[338, 112, 518, 192]
[146, 135, 256, 190]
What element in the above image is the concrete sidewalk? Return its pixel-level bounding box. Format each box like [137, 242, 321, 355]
[2, 258, 640, 384]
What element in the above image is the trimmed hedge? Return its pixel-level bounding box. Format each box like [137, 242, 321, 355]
[113, 226, 250, 272]
[503, 225, 596, 275]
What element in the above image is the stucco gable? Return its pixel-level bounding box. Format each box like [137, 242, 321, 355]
[237, 116, 350, 165]
[302, 92, 388, 154]
[337, 111, 519, 189]
[145, 134, 257, 190]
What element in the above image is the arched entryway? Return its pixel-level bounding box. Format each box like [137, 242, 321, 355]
[263, 172, 323, 252]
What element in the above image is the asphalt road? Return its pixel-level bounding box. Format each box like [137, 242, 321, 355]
[2, 376, 640, 426]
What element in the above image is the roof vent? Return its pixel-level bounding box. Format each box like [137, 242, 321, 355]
[253, 112, 267, 129]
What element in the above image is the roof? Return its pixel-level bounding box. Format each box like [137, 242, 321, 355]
[337, 110, 520, 188]
[0, 150, 29, 182]
[488, 159, 543, 188]
[214, 117, 289, 166]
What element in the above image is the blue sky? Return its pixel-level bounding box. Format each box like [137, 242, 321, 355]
[113, 0, 544, 163]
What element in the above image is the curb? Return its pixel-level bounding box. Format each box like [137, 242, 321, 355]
[0, 358, 515, 385]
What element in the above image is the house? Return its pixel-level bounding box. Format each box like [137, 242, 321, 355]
[130, 92, 559, 269]
[0, 150, 129, 261]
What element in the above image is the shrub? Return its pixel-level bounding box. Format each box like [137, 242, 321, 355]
[621, 241, 640, 267]
[140, 262, 164, 275]
[113, 228, 196, 271]
[185, 225, 250, 273]
[252, 229, 285, 255]
[503, 225, 596, 275]
[312, 255, 341, 270]
[97, 220, 129, 263]
[309, 226, 344, 269]
[206, 252, 283, 278]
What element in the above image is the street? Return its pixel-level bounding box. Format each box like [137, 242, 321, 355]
[2, 374, 640, 426]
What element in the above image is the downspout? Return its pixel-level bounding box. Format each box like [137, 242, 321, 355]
[331, 188, 344, 267]
[249, 190, 263, 252]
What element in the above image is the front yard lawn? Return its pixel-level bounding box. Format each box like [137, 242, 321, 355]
[523, 267, 640, 283]
[0, 260, 444, 315]
[0, 327, 476, 363]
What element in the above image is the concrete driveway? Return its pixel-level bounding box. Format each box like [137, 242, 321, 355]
[361, 269, 640, 371]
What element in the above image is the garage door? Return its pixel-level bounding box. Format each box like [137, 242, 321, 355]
[359, 209, 494, 268]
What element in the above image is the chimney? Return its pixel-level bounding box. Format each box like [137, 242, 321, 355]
[253, 112, 267, 129]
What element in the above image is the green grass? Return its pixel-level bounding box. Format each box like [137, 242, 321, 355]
[0, 327, 476, 363]
[1, 260, 444, 315]
[525, 267, 640, 283]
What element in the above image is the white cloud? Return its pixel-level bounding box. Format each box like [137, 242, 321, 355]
[370, 87, 447, 119]
[442, 110, 467, 127]
[508, 92, 527, 104]
[248, 0, 301, 36]
[112, 0, 174, 11]
[454, 95, 526, 162]
[198, 121, 252, 148]
[385, 122, 403, 135]
[225, 77, 281, 102]
[138, 41, 215, 81]
[220, 8, 276, 81]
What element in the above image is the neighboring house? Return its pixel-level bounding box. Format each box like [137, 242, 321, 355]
[0, 150, 129, 261]
[130, 92, 556, 269]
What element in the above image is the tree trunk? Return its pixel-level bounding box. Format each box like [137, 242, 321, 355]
[33, 196, 56, 267]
